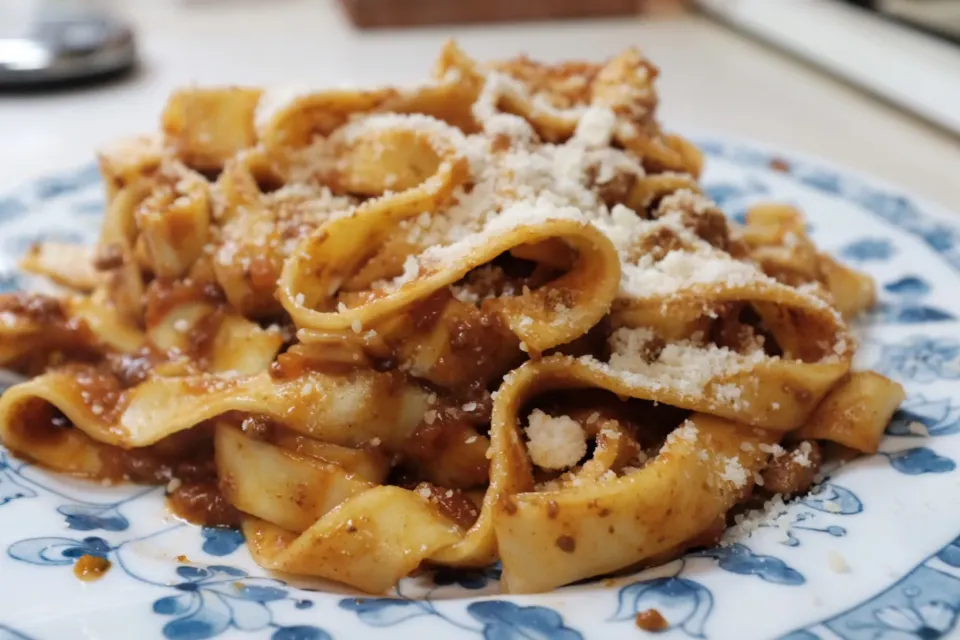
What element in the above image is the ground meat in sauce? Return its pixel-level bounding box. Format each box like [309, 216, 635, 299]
[106, 347, 167, 388]
[410, 290, 450, 332]
[98, 425, 217, 484]
[144, 278, 225, 328]
[403, 416, 489, 489]
[761, 441, 822, 496]
[0, 292, 65, 322]
[413, 482, 480, 529]
[92, 243, 125, 271]
[589, 166, 636, 209]
[167, 480, 242, 528]
[634, 226, 687, 262]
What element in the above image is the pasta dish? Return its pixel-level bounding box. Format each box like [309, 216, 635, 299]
[0, 43, 905, 594]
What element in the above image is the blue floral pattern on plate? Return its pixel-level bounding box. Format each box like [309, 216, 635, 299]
[2, 136, 960, 638]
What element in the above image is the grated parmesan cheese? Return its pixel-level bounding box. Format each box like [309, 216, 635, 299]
[620, 250, 773, 300]
[722, 493, 789, 544]
[792, 441, 814, 468]
[719, 456, 749, 489]
[524, 409, 588, 470]
[598, 327, 769, 399]
[666, 420, 699, 445]
[572, 106, 617, 148]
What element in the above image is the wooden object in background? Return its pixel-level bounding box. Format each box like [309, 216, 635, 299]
[337, 0, 669, 29]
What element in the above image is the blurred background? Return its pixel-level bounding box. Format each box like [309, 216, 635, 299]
[0, 0, 958, 208]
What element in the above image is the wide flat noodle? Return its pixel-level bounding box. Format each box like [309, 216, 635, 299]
[0, 368, 430, 451]
[243, 487, 462, 594]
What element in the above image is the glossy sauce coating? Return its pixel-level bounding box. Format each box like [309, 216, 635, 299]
[73, 555, 111, 582]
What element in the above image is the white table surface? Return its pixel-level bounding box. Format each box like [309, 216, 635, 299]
[1, 0, 958, 211]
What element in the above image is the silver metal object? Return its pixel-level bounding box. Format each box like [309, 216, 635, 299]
[696, 0, 960, 137]
[874, 0, 960, 39]
[0, 0, 136, 86]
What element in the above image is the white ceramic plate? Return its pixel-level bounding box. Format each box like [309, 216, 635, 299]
[1, 136, 960, 640]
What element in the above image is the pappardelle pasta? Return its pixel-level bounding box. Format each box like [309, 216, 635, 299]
[0, 42, 904, 594]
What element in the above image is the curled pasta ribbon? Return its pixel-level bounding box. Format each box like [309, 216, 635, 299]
[301, 218, 621, 354]
[161, 87, 263, 172]
[741, 203, 877, 319]
[258, 88, 400, 152]
[0, 367, 430, 463]
[218, 425, 465, 593]
[486, 359, 778, 593]
[20, 243, 99, 292]
[0, 293, 142, 371]
[243, 489, 463, 594]
[606, 267, 853, 429]
[284, 213, 622, 354]
[276, 117, 469, 319]
[795, 371, 905, 453]
[479, 47, 701, 176]
[615, 277, 848, 358]
[217, 400, 515, 588]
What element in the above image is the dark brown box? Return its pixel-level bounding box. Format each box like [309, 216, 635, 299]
[338, 0, 647, 29]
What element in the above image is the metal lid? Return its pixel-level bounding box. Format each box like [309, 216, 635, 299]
[0, 9, 136, 85]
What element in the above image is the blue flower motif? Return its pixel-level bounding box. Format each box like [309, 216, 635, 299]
[776, 513, 846, 548]
[936, 534, 960, 567]
[798, 169, 841, 194]
[872, 600, 959, 639]
[200, 527, 244, 557]
[467, 601, 583, 640]
[704, 180, 769, 206]
[876, 337, 960, 383]
[781, 632, 821, 640]
[887, 396, 960, 437]
[884, 276, 931, 297]
[270, 627, 330, 640]
[840, 238, 895, 262]
[874, 305, 955, 324]
[34, 165, 100, 200]
[0, 197, 28, 222]
[801, 483, 862, 515]
[0, 624, 33, 640]
[73, 199, 106, 215]
[884, 448, 956, 475]
[859, 192, 920, 226]
[8, 536, 112, 565]
[153, 565, 289, 640]
[612, 577, 713, 637]
[57, 503, 129, 532]
[694, 544, 804, 585]
[703, 179, 769, 226]
[920, 223, 960, 254]
[0, 455, 37, 506]
[338, 598, 429, 627]
[432, 564, 501, 590]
